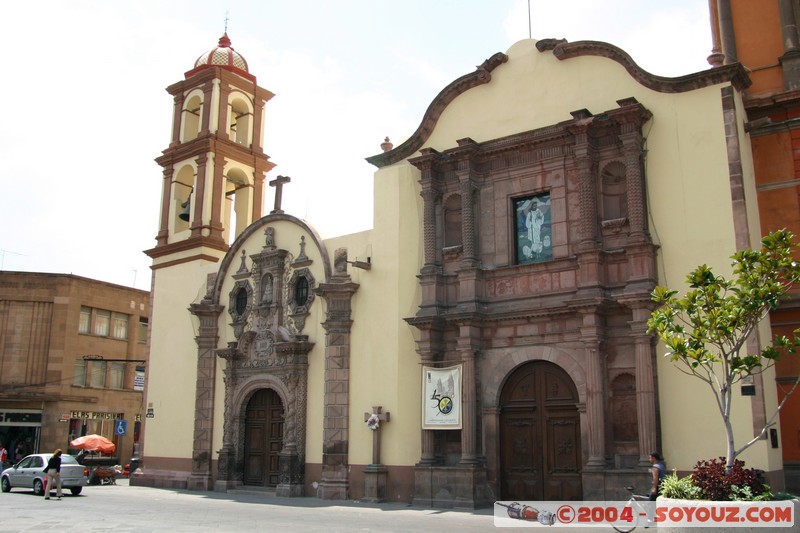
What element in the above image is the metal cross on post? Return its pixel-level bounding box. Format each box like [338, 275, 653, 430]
[269, 175, 291, 214]
[364, 405, 390, 465]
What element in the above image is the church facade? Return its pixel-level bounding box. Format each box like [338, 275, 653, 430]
[137, 33, 785, 506]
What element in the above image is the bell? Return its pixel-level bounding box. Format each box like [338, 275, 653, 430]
[179, 195, 191, 222]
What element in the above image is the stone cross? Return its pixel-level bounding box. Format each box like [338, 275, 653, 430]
[269, 175, 291, 214]
[364, 405, 390, 465]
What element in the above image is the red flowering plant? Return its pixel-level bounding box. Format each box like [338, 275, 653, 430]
[690, 457, 769, 501]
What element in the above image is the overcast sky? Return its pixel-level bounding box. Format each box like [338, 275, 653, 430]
[0, 0, 713, 291]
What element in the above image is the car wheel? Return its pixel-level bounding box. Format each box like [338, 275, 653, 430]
[1, 476, 10, 492]
[70, 487, 82, 496]
[33, 478, 44, 496]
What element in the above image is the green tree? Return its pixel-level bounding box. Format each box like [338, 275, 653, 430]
[647, 229, 800, 473]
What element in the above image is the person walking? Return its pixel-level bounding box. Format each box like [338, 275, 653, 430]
[0, 442, 7, 474]
[649, 451, 666, 501]
[43, 449, 63, 500]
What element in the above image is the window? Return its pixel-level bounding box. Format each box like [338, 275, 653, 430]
[94, 310, 111, 337]
[73, 359, 87, 386]
[79, 307, 91, 334]
[137, 317, 148, 344]
[294, 277, 309, 307]
[79, 306, 135, 341]
[111, 313, 128, 339]
[89, 361, 107, 388]
[110, 363, 125, 389]
[514, 192, 553, 265]
[235, 287, 248, 315]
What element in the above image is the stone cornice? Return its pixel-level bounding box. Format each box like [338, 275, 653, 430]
[537, 38, 751, 93]
[365, 52, 508, 168]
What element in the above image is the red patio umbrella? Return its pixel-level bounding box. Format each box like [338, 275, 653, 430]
[69, 434, 116, 455]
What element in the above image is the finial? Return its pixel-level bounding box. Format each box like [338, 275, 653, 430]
[224, 10, 229, 33]
[380, 136, 393, 152]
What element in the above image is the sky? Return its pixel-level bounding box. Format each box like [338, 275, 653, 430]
[0, 0, 714, 291]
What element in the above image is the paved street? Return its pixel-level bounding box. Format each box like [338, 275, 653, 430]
[0, 478, 498, 533]
[1, 478, 796, 532]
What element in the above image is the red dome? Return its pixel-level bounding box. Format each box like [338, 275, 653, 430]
[194, 33, 249, 73]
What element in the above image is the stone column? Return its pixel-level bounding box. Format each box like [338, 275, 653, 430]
[707, 0, 725, 67]
[214, 343, 242, 491]
[190, 154, 208, 238]
[187, 298, 224, 491]
[201, 80, 214, 135]
[569, 116, 597, 251]
[717, 0, 738, 65]
[580, 309, 606, 469]
[170, 92, 183, 147]
[620, 128, 646, 243]
[457, 326, 480, 464]
[459, 170, 478, 267]
[156, 166, 173, 246]
[208, 155, 227, 243]
[415, 150, 441, 273]
[628, 302, 658, 466]
[315, 249, 359, 500]
[779, 0, 800, 89]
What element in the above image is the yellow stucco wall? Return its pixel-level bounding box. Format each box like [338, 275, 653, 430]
[145, 253, 222, 459]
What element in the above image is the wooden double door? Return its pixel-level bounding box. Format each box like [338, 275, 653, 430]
[500, 361, 582, 500]
[243, 388, 284, 486]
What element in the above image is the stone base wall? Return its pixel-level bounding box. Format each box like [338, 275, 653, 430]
[413, 465, 491, 509]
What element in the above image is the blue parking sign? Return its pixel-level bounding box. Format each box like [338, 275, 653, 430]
[115, 419, 127, 436]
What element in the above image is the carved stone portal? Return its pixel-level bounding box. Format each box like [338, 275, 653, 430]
[214, 231, 315, 496]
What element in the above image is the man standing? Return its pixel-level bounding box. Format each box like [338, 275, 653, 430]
[43, 449, 63, 500]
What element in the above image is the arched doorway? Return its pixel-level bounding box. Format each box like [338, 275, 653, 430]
[500, 360, 582, 500]
[243, 388, 284, 486]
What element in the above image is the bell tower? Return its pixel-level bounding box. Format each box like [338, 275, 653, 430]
[141, 35, 274, 489]
[146, 33, 274, 262]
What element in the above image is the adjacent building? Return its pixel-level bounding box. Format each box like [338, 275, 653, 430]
[136, 28, 785, 507]
[709, 0, 800, 492]
[0, 272, 148, 468]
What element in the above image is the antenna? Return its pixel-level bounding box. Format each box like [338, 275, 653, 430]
[527, 0, 532, 39]
[0, 249, 25, 270]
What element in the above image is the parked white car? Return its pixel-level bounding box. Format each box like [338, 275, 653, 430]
[1, 453, 88, 496]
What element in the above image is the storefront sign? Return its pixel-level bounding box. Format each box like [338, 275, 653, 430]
[0, 410, 42, 425]
[70, 411, 124, 420]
